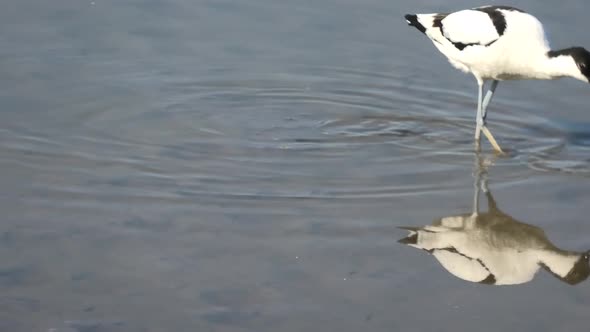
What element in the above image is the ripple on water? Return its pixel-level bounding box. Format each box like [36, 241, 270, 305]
[527, 124, 590, 175]
[3, 66, 590, 206]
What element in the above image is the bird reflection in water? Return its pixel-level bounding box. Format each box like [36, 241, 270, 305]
[399, 154, 590, 286]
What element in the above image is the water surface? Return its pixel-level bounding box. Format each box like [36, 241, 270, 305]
[2, 1, 590, 331]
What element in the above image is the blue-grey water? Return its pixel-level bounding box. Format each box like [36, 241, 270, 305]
[2, 1, 590, 331]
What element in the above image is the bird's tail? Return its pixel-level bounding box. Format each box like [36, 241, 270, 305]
[397, 226, 419, 245]
[404, 14, 426, 34]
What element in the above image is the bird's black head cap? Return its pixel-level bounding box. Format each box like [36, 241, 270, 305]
[548, 47, 590, 83]
[563, 251, 590, 285]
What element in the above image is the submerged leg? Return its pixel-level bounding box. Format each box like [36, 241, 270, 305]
[481, 127, 504, 154]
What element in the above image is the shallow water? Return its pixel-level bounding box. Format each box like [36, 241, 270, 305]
[2, 1, 590, 331]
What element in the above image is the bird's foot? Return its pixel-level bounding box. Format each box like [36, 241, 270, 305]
[481, 126, 504, 154]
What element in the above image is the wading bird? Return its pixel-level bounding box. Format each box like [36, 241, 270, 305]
[405, 6, 590, 153]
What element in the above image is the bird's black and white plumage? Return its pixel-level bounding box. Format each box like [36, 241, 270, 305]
[405, 6, 590, 153]
[399, 156, 590, 286]
[400, 212, 590, 286]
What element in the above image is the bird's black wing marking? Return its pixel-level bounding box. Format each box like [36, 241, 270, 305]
[475, 7, 507, 36]
[475, 6, 526, 36]
[411, 7, 521, 51]
[436, 9, 506, 51]
[451, 41, 481, 51]
[433, 13, 483, 50]
[431, 13, 450, 45]
[432, 13, 448, 33]
[479, 273, 497, 285]
[482, 5, 525, 13]
[434, 247, 497, 284]
[439, 248, 494, 274]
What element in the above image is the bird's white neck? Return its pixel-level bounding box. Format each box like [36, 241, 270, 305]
[537, 250, 579, 278]
[539, 51, 586, 82]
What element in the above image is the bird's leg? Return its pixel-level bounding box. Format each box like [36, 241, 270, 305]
[474, 81, 485, 144]
[475, 80, 504, 154]
[481, 80, 499, 121]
